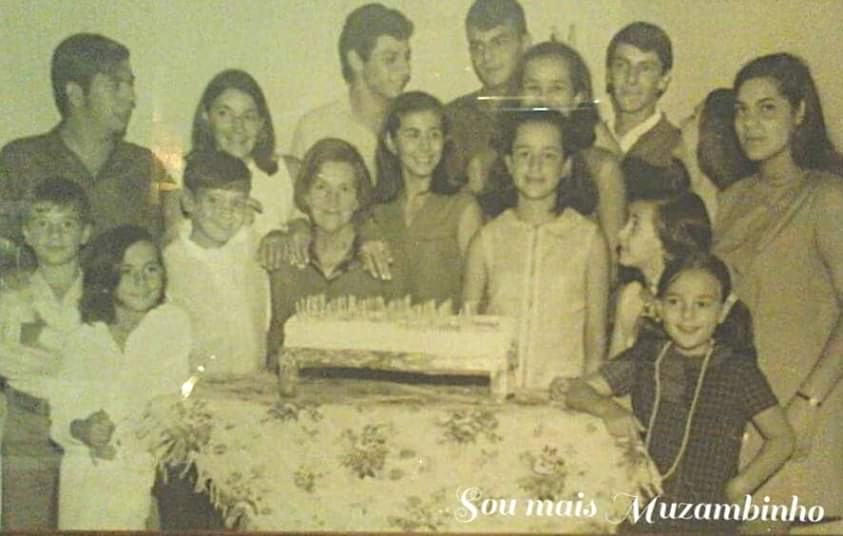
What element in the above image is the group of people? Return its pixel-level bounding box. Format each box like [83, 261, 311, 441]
[0, 0, 840, 533]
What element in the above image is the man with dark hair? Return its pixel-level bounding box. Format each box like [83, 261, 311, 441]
[0, 33, 177, 262]
[445, 0, 531, 183]
[605, 21, 681, 168]
[290, 3, 413, 179]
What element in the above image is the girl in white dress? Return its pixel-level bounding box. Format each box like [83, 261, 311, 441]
[463, 110, 609, 390]
[48, 225, 191, 529]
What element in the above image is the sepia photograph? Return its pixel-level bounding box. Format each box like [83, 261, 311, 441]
[0, 0, 841, 532]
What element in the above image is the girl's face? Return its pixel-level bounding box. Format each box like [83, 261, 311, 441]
[305, 161, 359, 234]
[114, 240, 164, 315]
[521, 55, 581, 113]
[206, 88, 264, 160]
[505, 121, 567, 202]
[390, 109, 445, 182]
[660, 268, 726, 356]
[735, 77, 802, 164]
[618, 201, 663, 269]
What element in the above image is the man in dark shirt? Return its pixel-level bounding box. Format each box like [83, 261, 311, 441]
[0, 33, 177, 268]
[0, 33, 176, 529]
[445, 0, 531, 186]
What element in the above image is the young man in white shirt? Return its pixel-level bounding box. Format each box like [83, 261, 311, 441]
[605, 22, 681, 170]
[290, 3, 414, 179]
[163, 150, 268, 379]
[0, 177, 91, 529]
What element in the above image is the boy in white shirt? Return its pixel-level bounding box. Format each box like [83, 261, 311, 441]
[0, 177, 91, 529]
[163, 150, 269, 379]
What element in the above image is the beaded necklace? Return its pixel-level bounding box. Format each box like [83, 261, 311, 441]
[645, 340, 715, 481]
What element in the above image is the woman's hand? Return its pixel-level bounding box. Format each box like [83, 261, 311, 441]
[259, 226, 312, 270]
[359, 240, 393, 280]
[258, 230, 291, 271]
[785, 396, 819, 459]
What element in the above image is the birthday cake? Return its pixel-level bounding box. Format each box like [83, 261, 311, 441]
[281, 295, 517, 398]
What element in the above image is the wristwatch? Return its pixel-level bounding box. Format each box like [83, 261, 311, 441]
[796, 391, 822, 408]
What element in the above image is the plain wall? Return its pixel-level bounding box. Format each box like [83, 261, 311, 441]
[1, 0, 841, 170]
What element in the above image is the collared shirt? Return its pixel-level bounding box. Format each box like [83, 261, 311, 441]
[609, 108, 664, 155]
[163, 222, 269, 379]
[0, 127, 173, 243]
[290, 96, 378, 180]
[0, 269, 82, 396]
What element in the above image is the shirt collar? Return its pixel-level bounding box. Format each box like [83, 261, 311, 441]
[29, 268, 83, 310]
[609, 108, 664, 154]
[308, 235, 361, 281]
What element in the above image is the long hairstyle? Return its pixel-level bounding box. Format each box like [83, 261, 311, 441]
[191, 69, 278, 175]
[497, 109, 597, 216]
[374, 91, 458, 203]
[696, 88, 753, 190]
[656, 252, 755, 357]
[734, 53, 843, 174]
[79, 225, 164, 325]
[519, 40, 598, 150]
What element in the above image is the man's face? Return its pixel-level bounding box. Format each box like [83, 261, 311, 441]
[467, 23, 526, 91]
[608, 44, 669, 117]
[79, 59, 136, 136]
[359, 35, 411, 100]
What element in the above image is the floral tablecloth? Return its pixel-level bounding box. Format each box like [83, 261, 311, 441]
[137, 372, 656, 533]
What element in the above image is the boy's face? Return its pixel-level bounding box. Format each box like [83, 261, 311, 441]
[23, 203, 90, 267]
[355, 35, 411, 100]
[467, 22, 527, 91]
[185, 186, 250, 248]
[608, 44, 670, 117]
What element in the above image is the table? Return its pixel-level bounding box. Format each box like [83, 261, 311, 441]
[136, 373, 658, 532]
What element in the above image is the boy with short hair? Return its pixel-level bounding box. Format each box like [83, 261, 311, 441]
[605, 21, 681, 168]
[290, 3, 414, 179]
[445, 0, 531, 183]
[0, 177, 92, 529]
[163, 150, 268, 379]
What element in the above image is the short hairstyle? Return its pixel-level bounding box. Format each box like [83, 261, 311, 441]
[465, 0, 527, 34]
[499, 109, 597, 215]
[734, 53, 843, 174]
[338, 3, 414, 83]
[375, 91, 457, 203]
[183, 150, 252, 193]
[295, 138, 374, 223]
[24, 177, 91, 224]
[192, 69, 278, 176]
[606, 22, 673, 73]
[696, 88, 753, 190]
[51, 33, 130, 118]
[79, 225, 163, 325]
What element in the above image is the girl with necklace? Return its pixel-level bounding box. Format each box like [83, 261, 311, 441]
[567, 253, 794, 534]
